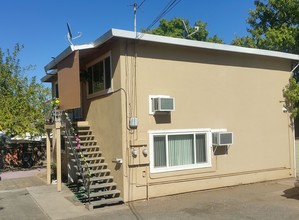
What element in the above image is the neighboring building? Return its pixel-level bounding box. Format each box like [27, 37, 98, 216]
[43, 29, 299, 204]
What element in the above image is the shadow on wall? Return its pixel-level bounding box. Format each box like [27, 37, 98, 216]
[213, 146, 229, 156]
[154, 112, 171, 124]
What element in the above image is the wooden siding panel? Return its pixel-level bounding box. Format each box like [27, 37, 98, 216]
[57, 50, 80, 110]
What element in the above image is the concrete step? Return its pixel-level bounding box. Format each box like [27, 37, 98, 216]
[86, 197, 123, 210]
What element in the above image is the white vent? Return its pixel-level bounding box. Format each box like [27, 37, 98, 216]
[212, 132, 233, 146]
[152, 97, 175, 112]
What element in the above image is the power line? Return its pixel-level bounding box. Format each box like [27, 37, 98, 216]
[144, 0, 183, 32]
[137, 0, 146, 9]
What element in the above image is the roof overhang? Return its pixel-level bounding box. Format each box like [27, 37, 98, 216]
[43, 28, 299, 79]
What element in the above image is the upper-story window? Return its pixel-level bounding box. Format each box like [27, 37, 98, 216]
[87, 54, 111, 95]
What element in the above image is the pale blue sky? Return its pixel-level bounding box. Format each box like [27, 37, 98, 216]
[0, 0, 255, 81]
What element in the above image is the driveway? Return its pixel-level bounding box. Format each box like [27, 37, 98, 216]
[1, 169, 299, 220]
[68, 178, 299, 220]
[0, 189, 49, 220]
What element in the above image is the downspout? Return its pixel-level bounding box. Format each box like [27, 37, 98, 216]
[291, 62, 299, 179]
[291, 62, 299, 178]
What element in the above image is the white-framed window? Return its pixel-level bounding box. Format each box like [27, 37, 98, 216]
[87, 53, 112, 96]
[149, 129, 212, 173]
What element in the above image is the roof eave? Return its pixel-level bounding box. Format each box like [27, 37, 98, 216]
[44, 43, 95, 72]
[111, 29, 299, 61]
[44, 28, 299, 75]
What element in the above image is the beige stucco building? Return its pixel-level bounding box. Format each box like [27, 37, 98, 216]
[43, 29, 299, 205]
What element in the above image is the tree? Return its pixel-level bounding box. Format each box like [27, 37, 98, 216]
[144, 18, 223, 43]
[283, 77, 299, 119]
[0, 44, 50, 137]
[232, 0, 299, 54]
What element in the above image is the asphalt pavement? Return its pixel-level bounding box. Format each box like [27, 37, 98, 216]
[1, 169, 299, 220]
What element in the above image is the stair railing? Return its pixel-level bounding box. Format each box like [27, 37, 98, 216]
[61, 112, 91, 203]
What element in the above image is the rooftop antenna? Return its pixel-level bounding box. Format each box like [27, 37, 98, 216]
[181, 19, 199, 39]
[182, 19, 189, 38]
[291, 62, 299, 75]
[67, 22, 82, 45]
[133, 1, 137, 34]
[131, 0, 146, 37]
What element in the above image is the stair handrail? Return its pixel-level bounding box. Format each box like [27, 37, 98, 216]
[61, 112, 91, 203]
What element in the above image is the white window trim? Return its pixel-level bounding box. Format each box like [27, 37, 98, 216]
[149, 128, 213, 173]
[86, 51, 113, 99]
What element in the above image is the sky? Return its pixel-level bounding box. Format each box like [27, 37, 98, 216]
[1, 0, 255, 82]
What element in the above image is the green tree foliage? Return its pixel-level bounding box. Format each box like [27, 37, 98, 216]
[232, 0, 299, 54]
[0, 44, 50, 137]
[283, 77, 299, 119]
[144, 18, 223, 43]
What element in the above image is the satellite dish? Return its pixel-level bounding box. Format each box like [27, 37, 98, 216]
[67, 22, 82, 45]
[181, 20, 199, 39]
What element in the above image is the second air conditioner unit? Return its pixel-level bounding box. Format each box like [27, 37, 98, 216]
[212, 132, 233, 146]
[152, 97, 175, 112]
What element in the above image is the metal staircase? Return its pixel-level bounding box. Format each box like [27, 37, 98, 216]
[62, 114, 123, 210]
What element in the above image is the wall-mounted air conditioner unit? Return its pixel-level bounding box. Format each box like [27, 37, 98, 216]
[152, 97, 175, 112]
[212, 132, 233, 146]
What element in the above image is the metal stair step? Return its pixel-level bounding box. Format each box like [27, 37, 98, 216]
[77, 130, 93, 134]
[71, 140, 97, 144]
[71, 157, 104, 162]
[89, 182, 117, 190]
[67, 141, 98, 146]
[84, 163, 107, 168]
[82, 157, 104, 162]
[78, 175, 114, 183]
[74, 163, 107, 170]
[69, 150, 102, 156]
[80, 145, 99, 148]
[89, 175, 114, 182]
[81, 169, 110, 176]
[66, 135, 95, 140]
[77, 135, 95, 139]
[81, 150, 102, 156]
[69, 145, 100, 150]
[88, 189, 120, 198]
[77, 121, 89, 127]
